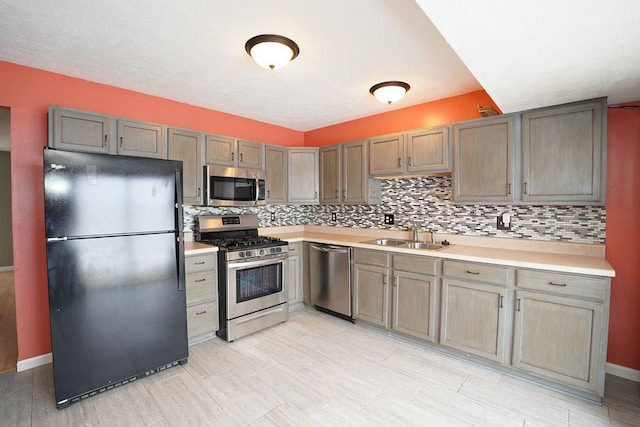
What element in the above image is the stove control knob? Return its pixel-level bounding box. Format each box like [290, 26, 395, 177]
[259, 249, 266, 256]
[239, 252, 245, 258]
[276, 247, 282, 253]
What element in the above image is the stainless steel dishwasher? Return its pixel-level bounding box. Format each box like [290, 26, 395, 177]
[309, 243, 352, 319]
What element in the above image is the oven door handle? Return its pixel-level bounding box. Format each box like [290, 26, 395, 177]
[227, 253, 288, 270]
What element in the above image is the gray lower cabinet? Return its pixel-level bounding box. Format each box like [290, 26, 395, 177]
[440, 260, 509, 363]
[287, 242, 304, 309]
[391, 254, 439, 342]
[185, 252, 218, 345]
[265, 144, 288, 203]
[352, 249, 390, 328]
[168, 128, 202, 205]
[513, 269, 609, 395]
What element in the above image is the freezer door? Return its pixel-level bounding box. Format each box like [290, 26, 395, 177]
[44, 149, 182, 238]
[47, 233, 188, 405]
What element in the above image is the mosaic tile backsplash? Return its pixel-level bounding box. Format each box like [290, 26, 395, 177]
[184, 176, 606, 244]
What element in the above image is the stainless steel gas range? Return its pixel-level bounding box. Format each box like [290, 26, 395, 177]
[195, 214, 288, 341]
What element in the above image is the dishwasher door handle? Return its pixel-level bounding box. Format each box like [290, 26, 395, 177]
[310, 243, 349, 253]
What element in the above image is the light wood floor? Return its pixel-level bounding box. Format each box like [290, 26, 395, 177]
[0, 270, 17, 373]
[1, 307, 639, 426]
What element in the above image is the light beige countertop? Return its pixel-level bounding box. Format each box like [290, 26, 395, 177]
[184, 241, 218, 256]
[260, 226, 615, 278]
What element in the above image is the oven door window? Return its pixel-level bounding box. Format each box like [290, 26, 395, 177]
[236, 263, 282, 303]
[211, 176, 256, 202]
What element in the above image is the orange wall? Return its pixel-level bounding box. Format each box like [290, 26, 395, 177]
[605, 103, 640, 370]
[305, 90, 498, 146]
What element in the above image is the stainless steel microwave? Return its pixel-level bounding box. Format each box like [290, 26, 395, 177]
[203, 165, 266, 207]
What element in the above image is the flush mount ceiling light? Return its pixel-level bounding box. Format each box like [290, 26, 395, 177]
[245, 34, 300, 70]
[369, 81, 411, 104]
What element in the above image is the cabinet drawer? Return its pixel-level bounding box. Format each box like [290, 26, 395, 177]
[185, 253, 216, 273]
[516, 270, 607, 301]
[186, 271, 217, 305]
[393, 254, 437, 276]
[443, 260, 508, 285]
[187, 301, 219, 339]
[353, 249, 389, 267]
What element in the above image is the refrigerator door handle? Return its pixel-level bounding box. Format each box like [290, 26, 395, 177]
[175, 169, 185, 292]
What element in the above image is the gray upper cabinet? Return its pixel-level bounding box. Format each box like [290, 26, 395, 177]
[205, 134, 264, 169]
[288, 148, 319, 204]
[452, 115, 516, 203]
[168, 128, 202, 205]
[369, 133, 405, 175]
[265, 144, 288, 203]
[342, 140, 369, 203]
[49, 107, 116, 155]
[117, 119, 166, 159]
[406, 126, 451, 173]
[521, 98, 605, 204]
[320, 145, 341, 204]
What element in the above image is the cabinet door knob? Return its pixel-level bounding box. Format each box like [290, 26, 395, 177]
[104, 134, 108, 148]
[507, 183, 511, 195]
[120, 136, 123, 148]
[516, 299, 522, 312]
[231, 152, 234, 161]
[398, 158, 401, 168]
[408, 156, 412, 167]
[197, 187, 201, 197]
[240, 153, 243, 162]
[499, 295, 504, 308]
[524, 182, 528, 194]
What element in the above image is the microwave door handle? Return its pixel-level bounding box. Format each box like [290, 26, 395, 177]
[254, 175, 260, 204]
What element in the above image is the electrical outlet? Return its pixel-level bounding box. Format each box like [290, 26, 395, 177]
[384, 214, 394, 225]
[497, 212, 512, 230]
[331, 212, 337, 221]
[270, 213, 276, 221]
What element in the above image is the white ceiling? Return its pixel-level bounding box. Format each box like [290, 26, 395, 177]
[1, 1, 639, 132]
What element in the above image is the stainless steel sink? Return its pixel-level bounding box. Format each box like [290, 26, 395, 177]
[403, 241, 447, 250]
[362, 238, 449, 251]
[361, 238, 407, 246]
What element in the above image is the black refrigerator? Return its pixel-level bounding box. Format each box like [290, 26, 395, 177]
[44, 149, 188, 409]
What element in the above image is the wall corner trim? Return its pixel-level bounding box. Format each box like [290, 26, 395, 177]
[16, 352, 52, 372]
[606, 362, 640, 382]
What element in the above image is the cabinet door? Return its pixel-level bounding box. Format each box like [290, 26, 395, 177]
[117, 119, 165, 159]
[353, 263, 390, 328]
[205, 134, 236, 166]
[237, 139, 264, 169]
[320, 145, 341, 203]
[369, 133, 404, 175]
[288, 148, 319, 203]
[440, 279, 507, 363]
[513, 290, 604, 393]
[406, 126, 450, 173]
[392, 271, 437, 342]
[521, 99, 604, 204]
[342, 140, 368, 203]
[265, 145, 288, 203]
[168, 128, 202, 205]
[50, 108, 115, 154]
[452, 115, 515, 203]
[287, 243, 304, 307]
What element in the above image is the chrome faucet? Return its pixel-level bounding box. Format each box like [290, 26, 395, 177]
[411, 220, 420, 241]
[430, 230, 436, 244]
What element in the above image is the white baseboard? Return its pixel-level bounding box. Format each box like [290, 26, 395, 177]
[0, 265, 14, 272]
[16, 353, 52, 372]
[606, 362, 640, 382]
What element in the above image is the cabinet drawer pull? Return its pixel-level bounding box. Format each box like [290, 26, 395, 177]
[517, 299, 521, 312]
[548, 281, 567, 287]
[499, 295, 504, 308]
[193, 261, 206, 265]
[194, 278, 206, 283]
[195, 310, 207, 316]
[466, 270, 480, 275]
